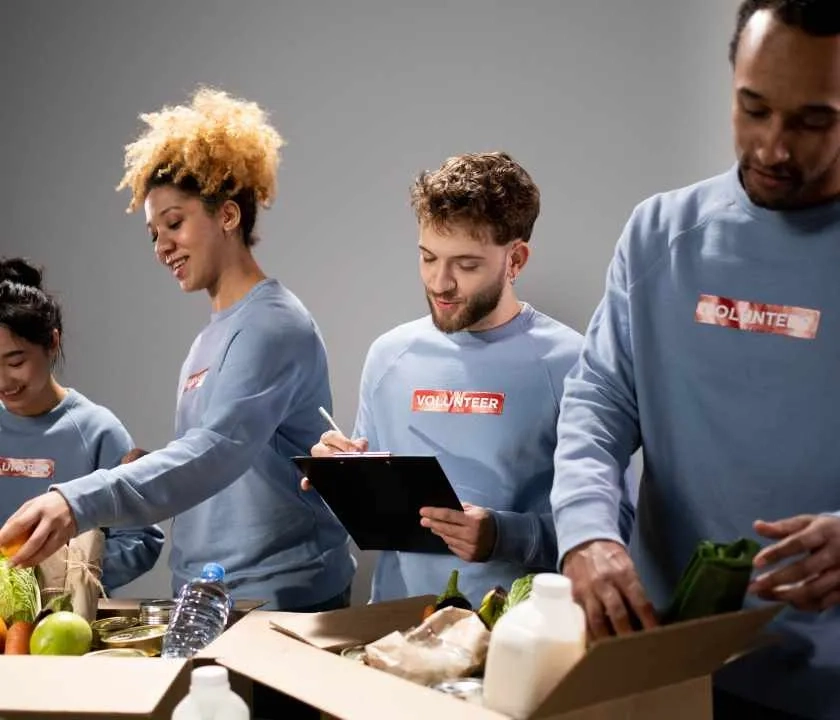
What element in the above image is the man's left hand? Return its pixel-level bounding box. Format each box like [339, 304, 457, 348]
[749, 514, 840, 612]
[419, 503, 497, 562]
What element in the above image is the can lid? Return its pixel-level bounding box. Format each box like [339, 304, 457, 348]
[102, 625, 167, 643]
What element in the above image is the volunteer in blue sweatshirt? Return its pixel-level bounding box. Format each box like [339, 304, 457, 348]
[552, 3, 840, 718]
[0, 89, 355, 611]
[308, 152, 635, 606]
[0, 258, 162, 592]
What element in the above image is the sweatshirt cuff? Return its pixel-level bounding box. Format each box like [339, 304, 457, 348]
[554, 499, 625, 571]
[51, 469, 115, 533]
[490, 510, 539, 565]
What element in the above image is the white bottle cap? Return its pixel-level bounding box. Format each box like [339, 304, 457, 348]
[532, 573, 573, 601]
[191, 665, 230, 690]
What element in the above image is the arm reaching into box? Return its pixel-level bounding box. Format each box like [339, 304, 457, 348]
[551, 218, 657, 639]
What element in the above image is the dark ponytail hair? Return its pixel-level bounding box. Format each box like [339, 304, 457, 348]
[0, 258, 63, 364]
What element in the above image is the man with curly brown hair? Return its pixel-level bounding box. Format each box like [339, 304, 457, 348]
[310, 151, 635, 606]
[0, 87, 356, 613]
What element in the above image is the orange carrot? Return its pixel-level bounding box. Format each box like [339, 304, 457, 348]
[4, 621, 34, 655]
[0, 616, 6, 653]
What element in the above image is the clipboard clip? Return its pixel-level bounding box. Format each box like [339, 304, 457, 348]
[332, 451, 393, 457]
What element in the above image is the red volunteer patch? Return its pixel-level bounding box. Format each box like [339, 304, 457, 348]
[695, 294, 820, 340]
[183, 368, 209, 394]
[411, 389, 505, 415]
[0, 456, 55, 479]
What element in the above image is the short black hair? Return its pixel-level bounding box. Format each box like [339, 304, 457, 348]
[0, 258, 64, 363]
[730, 0, 840, 65]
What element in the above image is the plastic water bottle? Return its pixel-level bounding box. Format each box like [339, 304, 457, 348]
[161, 562, 232, 659]
[171, 665, 250, 719]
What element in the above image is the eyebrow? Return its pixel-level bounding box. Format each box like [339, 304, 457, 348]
[737, 88, 839, 115]
[145, 205, 183, 231]
[2, 350, 24, 360]
[419, 245, 485, 261]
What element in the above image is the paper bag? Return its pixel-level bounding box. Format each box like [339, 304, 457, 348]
[364, 606, 490, 685]
[37, 529, 106, 623]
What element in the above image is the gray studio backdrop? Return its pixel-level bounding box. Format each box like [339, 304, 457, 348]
[0, 1, 736, 602]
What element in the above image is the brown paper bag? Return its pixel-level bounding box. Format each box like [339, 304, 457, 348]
[36, 529, 106, 623]
[364, 606, 490, 685]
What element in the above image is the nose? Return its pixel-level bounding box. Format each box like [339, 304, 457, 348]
[426, 263, 456, 296]
[755, 116, 791, 167]
[154, 232, 176, 265]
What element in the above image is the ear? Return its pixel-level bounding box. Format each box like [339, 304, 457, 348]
[220, 199, 242, 233]
[48, 329, 62, 364]
[508, 240, 530, 281]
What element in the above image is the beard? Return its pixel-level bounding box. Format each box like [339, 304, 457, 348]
[426, 272, 506, 333]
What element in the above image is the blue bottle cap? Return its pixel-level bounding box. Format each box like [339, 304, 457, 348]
[201, 562, 225, 581]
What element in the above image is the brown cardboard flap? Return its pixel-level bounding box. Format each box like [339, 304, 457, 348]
[268, 594, 436, 650]
[216, 615, 506, 720]
[541, 677, 712, 720]
[532, 604, 781, 718]
[0, 656, 189, 718]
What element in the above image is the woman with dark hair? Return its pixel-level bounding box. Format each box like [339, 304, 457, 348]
[0, 257, 163, 592]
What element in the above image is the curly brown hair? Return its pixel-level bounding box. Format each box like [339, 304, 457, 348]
[410, 152, 540, 246]
[116, 87, 285, 246]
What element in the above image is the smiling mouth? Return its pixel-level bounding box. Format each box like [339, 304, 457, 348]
[0, 387, 24, 400]
[169, 257, 189, 278]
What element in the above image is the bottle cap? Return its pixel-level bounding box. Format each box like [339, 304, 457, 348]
[201, 562, 225, 581]
[532, 573, 573, 601]
[191, 665, 230, 690]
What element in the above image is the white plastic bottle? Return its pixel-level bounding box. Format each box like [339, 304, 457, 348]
[172, 666, 250, 720]
[482, 573, 586, 719]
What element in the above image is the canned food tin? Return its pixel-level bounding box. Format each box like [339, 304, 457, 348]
[85, 647, 150, 658]
[431, 677, 484, 703]
[339, 644, 367, 663]
[139, 599, 176, 626]
[90, 616, 140, 648]
[101, 624, 167, 656]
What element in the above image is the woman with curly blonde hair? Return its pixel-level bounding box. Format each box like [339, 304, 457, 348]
[0, 88, 356, 614]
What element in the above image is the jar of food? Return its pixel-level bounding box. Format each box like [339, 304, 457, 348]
[139, 599, 176, 626]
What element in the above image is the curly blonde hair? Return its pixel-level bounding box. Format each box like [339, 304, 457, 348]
[410, 152, 540, 246]
[116, 87, 285, 245]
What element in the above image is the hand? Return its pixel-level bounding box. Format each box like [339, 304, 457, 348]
[0, 491, 78, 567]
[121, 448, 149, 464]
[749, 514, 840, 612]
[419, 503, 496, 562]
[562, 539, 658, 640]
[300, 430, 368, 490]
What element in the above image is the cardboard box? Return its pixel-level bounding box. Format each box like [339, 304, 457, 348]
[0, 598, 264, 718]
[203, 595, 781, 720]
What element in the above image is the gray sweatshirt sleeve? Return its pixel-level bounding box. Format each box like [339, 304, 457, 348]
[92, 422, 165, 591]
[56, 322, 319, 530]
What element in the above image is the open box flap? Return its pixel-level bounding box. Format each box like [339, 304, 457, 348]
[532, 603, 782, 718]
[268, 594, 436, 650]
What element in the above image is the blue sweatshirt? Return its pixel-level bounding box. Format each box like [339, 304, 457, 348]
[0, 389, 163, 592]
[551, 165, 840, 719]
[57, 280, 355, 610]
[353, 304, 634, 607]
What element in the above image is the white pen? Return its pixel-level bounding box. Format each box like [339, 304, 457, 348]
[317, 406, 390, 457]
[318, 406, 344, 435]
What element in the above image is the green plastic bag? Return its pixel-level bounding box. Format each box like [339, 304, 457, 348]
[661, 538, 761, 624]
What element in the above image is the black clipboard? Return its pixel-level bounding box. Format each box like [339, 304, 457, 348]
[292, 454, 463, 554]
